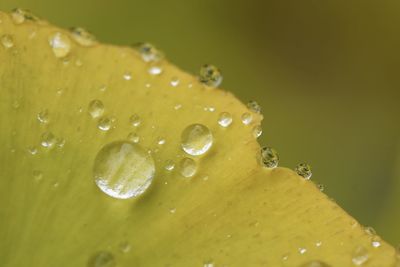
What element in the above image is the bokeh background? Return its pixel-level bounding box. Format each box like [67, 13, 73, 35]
[1, 0, 399, 245]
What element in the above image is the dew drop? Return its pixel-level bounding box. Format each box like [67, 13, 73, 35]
[157, 138, 166, 145]
[316, 183, 324, 191]
[199, 64, 222, 88]
[148, 66, 163, 75]
[123, 71, 132, 80]
[118, 241, 131, 253]
[127, 132, 140, 143]
[218, 112, 233, 127]
[247, 100, 262, 114]
[165, 160, 175, 171]
[300, 261, 331, 267]
[88, 100, 105, 119]
[179, 157, 197, 178]
[174, 104, 182, 110]
[40, 132, 56, 148]
[364, 226, 376, 236]
[129, 114, 141, 127]
[135, 42, 164, 62]
[97, 117, 112, 131]
[48, 32, 71, 58]
[371, 237, 381, 248]
[295, 163, 312, 180]
[93, 141, 155, 199]
[32, 170, 43, 182]
[252, 125, 262, 138]
[181, 124, 213, 156]
[27, 146, 38, 155]
[260, 146, 279, 168]
[88, 251, 116, 267]
[352, 245, 369, 265]
[170, 77, 180, 87]
[203, 261, 214, 267]
[298, 247, 307, 255]
[11, 8, 38, 24]
[1, 34, 14, 49]
[37, 109, 49, 124]
[70, 27, 97, 47]
[241, 112, 253, 125]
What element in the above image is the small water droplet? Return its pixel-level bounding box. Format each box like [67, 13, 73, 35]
[129, 114, 141, 127]
[174, 104, 182, 110]
[247, 100, 262, 114]
[127, 132, 140, 143]
[40, 132, 56, 148]
[70, 27, 97, 47]
[11, 8, 38, 24]
[27, 146, 38, 155]
[298, 247, 307, 254]
[218, 112, 233, 127]
[300, 261, 331, 267]
[88, 100, 105, 119]
[316, 183, 324, 191]
[99, 85, 107, 92]
[135, 42, 164, 62]
[364, 226, 376, 236]
[157, 137, 166, 145]
[179, 157, 197, 178]
[37, 109, 49, 124]
[123, 71, 132, 81]
[352, 245, 369, 265]
[164, 159, 175, 171]
[88, 251, 116, 267]
[199, 64, 222, 88]
[295, 163, 312, 180]
[281, 254, 289, 261]
[48, 32, 71, 58]
[203, 261, 214, 267]
[241, 112, 253, 125]
[252, 125, 262, 138]
[97, 117, 112, 131]
[148, 66, 163, 75]
[93, 141, 155, 199]
[1, 34, 14, 49]
[371, 237, 381, 248]
[170, 77, 180, 87]
[260, 146, 279, 168]
[169, 208, 176, 214]
[315, 240, 323, 247]
[181, 124, 213, 156]
[118, 241, 131, 253]
[32, 170, 43, 182]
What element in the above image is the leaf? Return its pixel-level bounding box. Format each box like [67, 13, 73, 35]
[0, 10, 398, 267]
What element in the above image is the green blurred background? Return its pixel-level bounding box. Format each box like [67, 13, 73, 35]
[1, 0, 399, 245]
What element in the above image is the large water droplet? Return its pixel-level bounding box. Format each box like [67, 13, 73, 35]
[199, 64, 222, 88]
[11, 8, 38, 24]
[70, 27, 97, 47]
[181, 124, 213, 156]
[260, 146, 279, 168]
[88, 251, 116, 267]
[1, 34, 14, 49]
[295, 163, 312, 180]
[93, 141, 155, 199]
[352, 245, 369, 265]
[88, 100, 105, 119]
[300, 261, 331, 267]
[218, 112, 232, 127]
[247, 100, 262, 114]
[48, 32, 71, 58]
[179, 157, 197, 178]
[135, 42, 164, 62]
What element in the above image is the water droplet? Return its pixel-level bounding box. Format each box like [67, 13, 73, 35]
[315, 240, 323, 247]
[260, 146, 279, 168]
[199, 64, 222, 88]
[40, 132, 56, 148]
[203, 261, 214, 267]
[164, 159, 175, 171]
[295, 163, 312, 180]
[364, 226, 376, 236]
[88, 100, 105, 119]
[93, 141, 155, 199]
[37, 109, 49, 124]
[181, 124, 213, 156]
[70, 27, 97, 47]
[123, 71, 132, 80]
[179, 157, 197, 178]
[97, 117, 112, 131]
[1, 34, 14, 49]
[32, 170, 43, 182]
[174, 104, 182, 110]
[118, 241, 131, 253]
[148, 66, 163, 75]
[241, 112, 253, 125]
[11, 8, 38, 24]
[135, 42, 164, 62]
[247, 100, 262, 114]
[371, 237, 381, 248]
[300, 261, 331, 267]
[27, 146, 38, 155]
[48, 32, 71, 58]
[281, 254, 289, 261]
[352, 245, 369, 265]
[252, 125, 262, 138]
[129, 114, 141, 127]
[298, 247, 307, 254]
[218, 112, 233, 127]
[169, 208, 176, 214]
[170, 77, 180, 87]
[88, 251, 116, 267]
[316, 183, 324, 191]
[157, 138, 166, 145]
[127, 132, 140, 143]
[99, 85, 107, 92]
